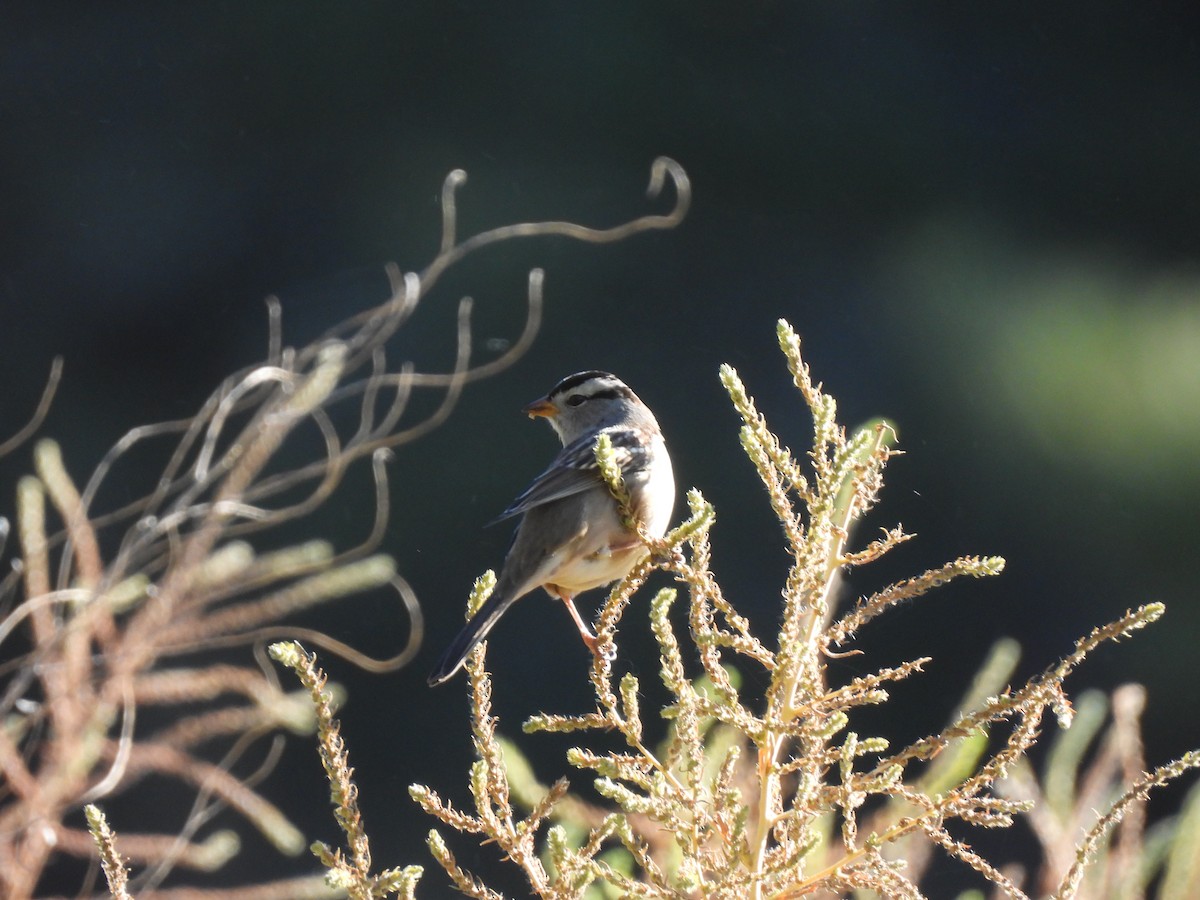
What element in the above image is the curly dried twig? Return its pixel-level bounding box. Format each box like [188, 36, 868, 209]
[0, 356, 64, 459]
[0, 160, 690, 900]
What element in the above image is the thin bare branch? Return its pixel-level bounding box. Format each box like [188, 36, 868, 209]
[0, 356, 64, 459]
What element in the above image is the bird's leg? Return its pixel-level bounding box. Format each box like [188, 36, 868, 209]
[550, 587, 616, 661]
[564, 597, 600, 654]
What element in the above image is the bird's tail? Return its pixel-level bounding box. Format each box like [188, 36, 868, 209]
[427, 587, 516, 686]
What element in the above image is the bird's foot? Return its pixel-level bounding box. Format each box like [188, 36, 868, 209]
[581, 630, 618, 662]
[560, 593, 616, 661]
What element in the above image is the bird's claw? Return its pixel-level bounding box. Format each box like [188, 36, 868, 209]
[579, 629, 617, 662]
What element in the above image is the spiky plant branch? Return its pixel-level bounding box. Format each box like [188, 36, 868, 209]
[270, 641, 423, 899]
[410, 318, 1200, 899]
[85, 804, 133, 900]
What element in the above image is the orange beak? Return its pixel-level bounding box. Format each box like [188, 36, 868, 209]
[523, 398, 557, 419]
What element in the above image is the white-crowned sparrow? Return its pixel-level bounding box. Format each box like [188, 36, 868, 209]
[428, 371, 675, 685]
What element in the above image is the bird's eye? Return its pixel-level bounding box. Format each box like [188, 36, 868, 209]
[566, 394, 586, 407]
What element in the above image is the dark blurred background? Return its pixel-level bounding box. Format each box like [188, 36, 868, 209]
[3, 2, 1199, 894]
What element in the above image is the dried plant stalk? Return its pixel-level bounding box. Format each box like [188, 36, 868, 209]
[0, 159, 690, 898]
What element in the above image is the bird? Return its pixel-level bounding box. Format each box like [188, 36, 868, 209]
[427, 370, 675, 686]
